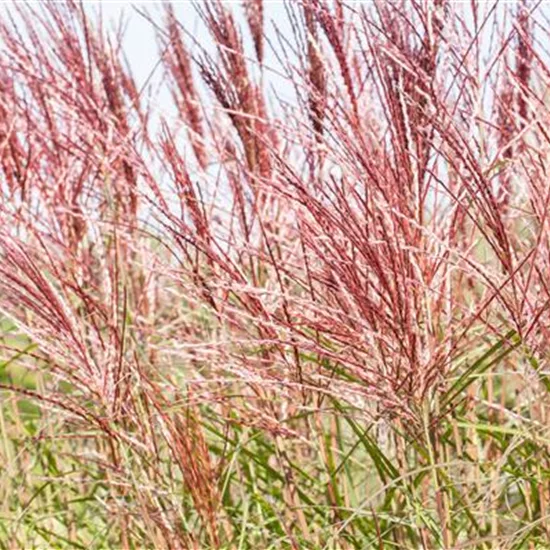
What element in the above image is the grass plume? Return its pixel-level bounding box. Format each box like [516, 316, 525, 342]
[1, 1, 550, 548]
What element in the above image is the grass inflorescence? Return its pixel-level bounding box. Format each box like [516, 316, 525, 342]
[1, 1, 550, 548]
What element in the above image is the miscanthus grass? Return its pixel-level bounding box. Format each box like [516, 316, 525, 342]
[1, 1, 550, 548]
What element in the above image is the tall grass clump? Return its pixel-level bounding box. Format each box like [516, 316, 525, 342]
[1, 0, 550, 548]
